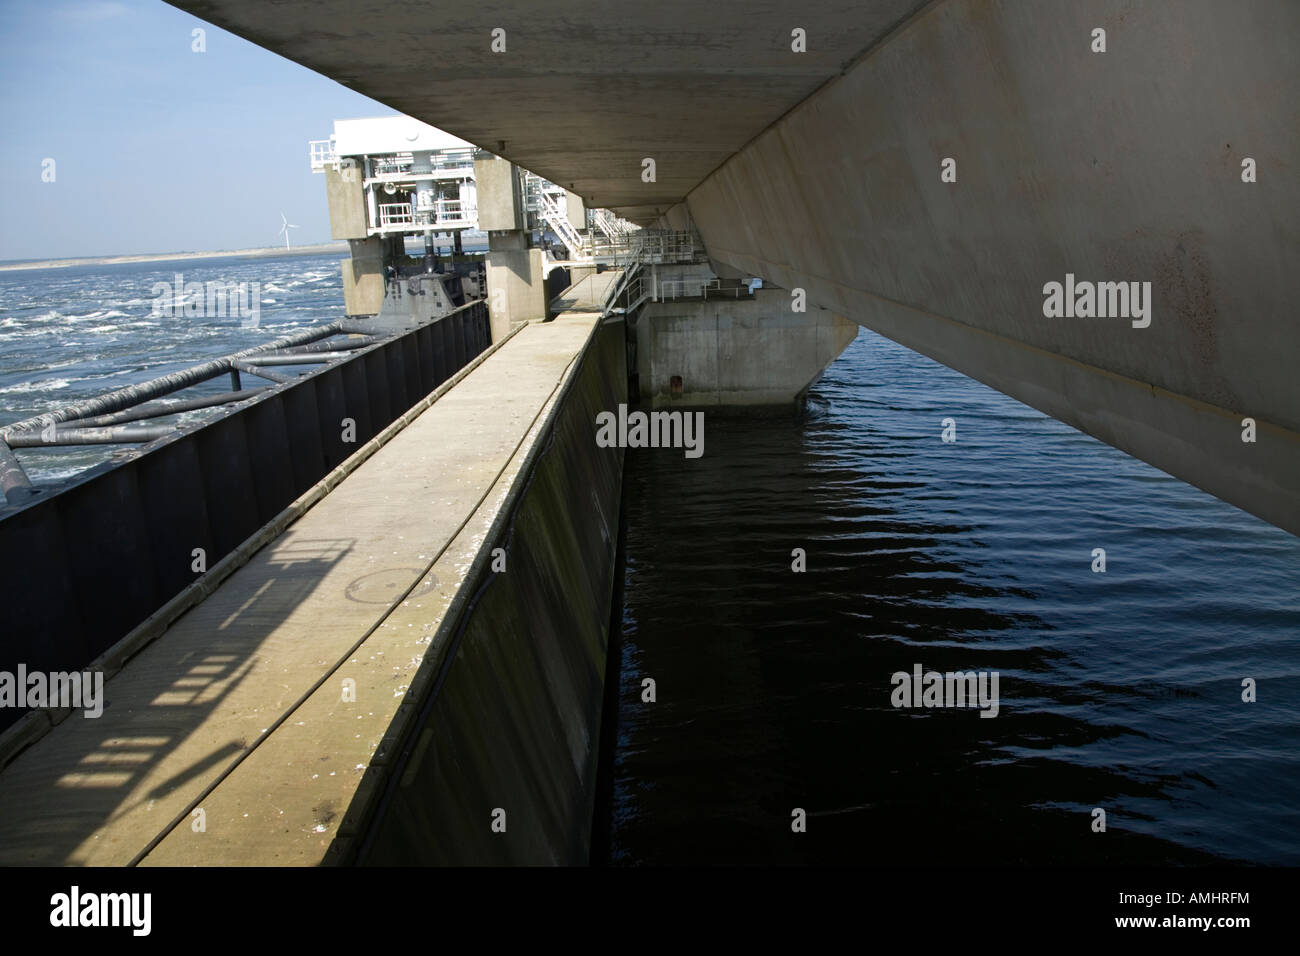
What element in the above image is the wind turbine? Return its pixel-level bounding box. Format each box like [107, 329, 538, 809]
[278, 212, 300, 250]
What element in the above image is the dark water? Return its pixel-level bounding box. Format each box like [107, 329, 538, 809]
[602, 330, 1300, 866]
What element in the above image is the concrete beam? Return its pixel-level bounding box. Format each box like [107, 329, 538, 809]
[167, 0, 1298, 532]
[167, 0, 929, 216]
[687, 0, 1300, 533]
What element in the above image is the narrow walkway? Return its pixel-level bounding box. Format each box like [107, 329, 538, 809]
[548, 269, 622, 315]
[0, 313, 599, 865]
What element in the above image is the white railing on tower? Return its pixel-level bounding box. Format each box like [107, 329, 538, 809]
[585, 229, 703, 267]
[593, 208, 636, 241]
[309, 139, 337, 172]
[378, 202, 414, 228]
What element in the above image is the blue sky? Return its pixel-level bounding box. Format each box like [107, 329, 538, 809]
[0, 0, 399, 260]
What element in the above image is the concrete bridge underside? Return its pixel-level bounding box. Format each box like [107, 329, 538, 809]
[174, 0, 1298, 534]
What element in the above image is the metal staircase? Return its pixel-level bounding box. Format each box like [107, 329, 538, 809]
[593, 208, 633, 242]
[536, 188, 587, 260]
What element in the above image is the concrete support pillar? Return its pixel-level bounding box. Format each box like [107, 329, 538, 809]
[485, 232, 546, 341]
[564, 190, 586, 233]
[473, 154, 523, 231]
[342, 236, 385, 317]
[324, 159, 367, 240]
[634, 287, 857, 406]
[474, 152, 545, 340]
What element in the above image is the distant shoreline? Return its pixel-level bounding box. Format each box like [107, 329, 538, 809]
[0, 243, 351, 273]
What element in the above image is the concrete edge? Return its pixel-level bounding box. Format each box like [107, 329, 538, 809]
[329, 316, 605, 865]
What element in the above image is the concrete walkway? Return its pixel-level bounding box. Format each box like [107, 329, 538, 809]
[0, 313, 599, 865]
[549, 269, 622, 316]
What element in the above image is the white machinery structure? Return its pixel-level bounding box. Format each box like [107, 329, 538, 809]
[311, 117, 639, 264]
[310, 116, 657, 333]
[311, 118, 479, 239]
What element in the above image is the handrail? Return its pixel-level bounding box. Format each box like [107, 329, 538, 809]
[593, 208, 635, 241]
[600, 263, 650, 317]
[538, 189, 587, 260]
[1, 298, 489, 497]
[378, 202, 414, 227]
[309, 139, 337, 171]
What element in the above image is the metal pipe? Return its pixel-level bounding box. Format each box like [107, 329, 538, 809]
[240, 352, 355, 366]
[231, 361, 296, 385]
[277, 337, 379, 355]
[74, 388, 269, 428]
[0, 439, 37, 505]
[7, 425, 176, 447]
[0, 322, 342, 440]
[423, 232, 437, 274]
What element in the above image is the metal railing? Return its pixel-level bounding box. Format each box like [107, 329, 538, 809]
[659, 277, 719, 300]
[377, 200, 476, 232]
[433, 198, 470, 221]
[593, 208, 636, 241]
[655, 277, 751, 300]
[0, 322, 394, 503]
[600, 263, 652, 318]
[429, 149, 474, 171]
[309, 139, 337, 171]
[379, 202, 414, 228]
[586, 229, 705, 268]
[538, 189, 586, 260]
[522, 173, 545, 214]
[373, 155, 414, 176]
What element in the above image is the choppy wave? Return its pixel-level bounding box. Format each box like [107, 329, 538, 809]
[0, 251, 346, 480]
[67, 309, 131, 322]
[0, 377, 71, 394]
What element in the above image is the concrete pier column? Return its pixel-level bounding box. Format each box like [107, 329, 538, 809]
[324, 159, 367, 239]
[564, 190, 586, 233]
[635, 287, 857, 407]
[342, 236, 384, 317]
[484, 233, 546, 341]
[474, 152, 546, 340]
